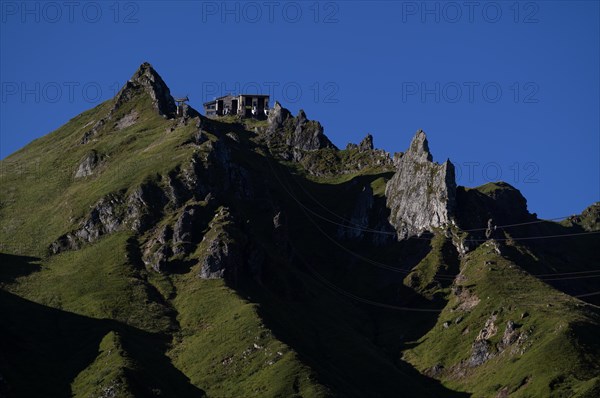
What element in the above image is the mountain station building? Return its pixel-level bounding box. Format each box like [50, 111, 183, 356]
[203, 94, 270, 118]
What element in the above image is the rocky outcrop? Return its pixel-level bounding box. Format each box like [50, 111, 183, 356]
[266, 101, 292, 134]
[75, 150, 100, 178]
[467, 316, 528, 368]
[385, 130, 457, 240]
[563, 202, 600, 231]
[50, 193, 125, 253]
[358, 134, 374, 152]
[172, 204, 202, 255]
[125, 181, 168, 233]
[50, 180, 167, 254]
[142, 225, 173, 272]
[199, 207, 245, 280]
[114, 110, 139, 130]
[141, 203, 210, 272]
[468, 314, 498, 367]
[265, 102, 337, 156]
[288, 109, 335, 151]
[114, 62, 177, 117]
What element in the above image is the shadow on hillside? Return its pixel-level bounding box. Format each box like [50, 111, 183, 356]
[0, 289, 205, 398]
[0, 253, 41, 284]
[500, 221, 600, 306]
[225, 163, 468, 397]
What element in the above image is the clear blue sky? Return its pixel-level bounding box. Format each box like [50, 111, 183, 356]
[1, 1, 598, 218]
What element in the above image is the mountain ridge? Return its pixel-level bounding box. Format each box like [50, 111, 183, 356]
[1, 62, 599, 398]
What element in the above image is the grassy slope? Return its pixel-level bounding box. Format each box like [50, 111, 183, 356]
[0, 93, 329, 396]
[404, 242, 600, 397]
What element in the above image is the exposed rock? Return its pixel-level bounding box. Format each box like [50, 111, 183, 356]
[563, 202, 600, 231]
[142, 225, 173, 272]
[428, 364, 444, 377]
[273, 211, 284, 229]
[125, 181, 167, 233]
[289, 109, 336, 151]
[80, 119, 106, 144]
[469, 340, 494, 367]
[191, 129, 208, 146]
[358, 134, 374, 152]
[477, 314, 498, 341]
[181, 153, 210, 199]
[50, 193, 124, 253]
[115, 62, 177, 117]
[468, 314, 498, 367]
[114, 110, 139, 130]
[165, 171, 189, 207]
[75, 150, 100, 178]
[385, 130, 457, 240]
[496, 387, 509, 398]
[265, 102, 337, 154]
[392, 152, 403, 167]
[198, 208, 245, 280]
[172, 205, 202, 255]
[266, 101, 292, 134]
[51, 180, 168, 254]
[499, 320, 519, 349]
[226, 132, 240, 143]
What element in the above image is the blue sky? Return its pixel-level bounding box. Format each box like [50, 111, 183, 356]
[1, 0, 598, 218]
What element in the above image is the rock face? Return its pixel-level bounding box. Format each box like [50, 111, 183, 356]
[468, 314, 498, 367]
[142, 225, 173, 272]
[358, 134, 374, 152]
[115, 62, 177, 117]
[50, 193, 125, 253]
[199, 207, 245, 280]
[385, 130, 457, 240]
[75, 150, 100, 178]
[266, 102, 337, 154]
[266, 101, 292, 134]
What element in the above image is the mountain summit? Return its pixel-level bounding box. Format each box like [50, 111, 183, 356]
[117, 62, 177, 117]
[1, 63, 599, 398]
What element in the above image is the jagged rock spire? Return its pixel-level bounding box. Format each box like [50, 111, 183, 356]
[406, 129, 433, 163]
[385, 130, 456, 240]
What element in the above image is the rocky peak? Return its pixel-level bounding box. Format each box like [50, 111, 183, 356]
[358, 134, 374, 152]
[406, 129, 433, 163]
[80, 63, 179, 144]
[385, 130, 456, 240]
[266, 101, 292, 132]
[296, 109, 308, 123]
[265, 102, 337, 153]
[114, 62, 177, 117]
